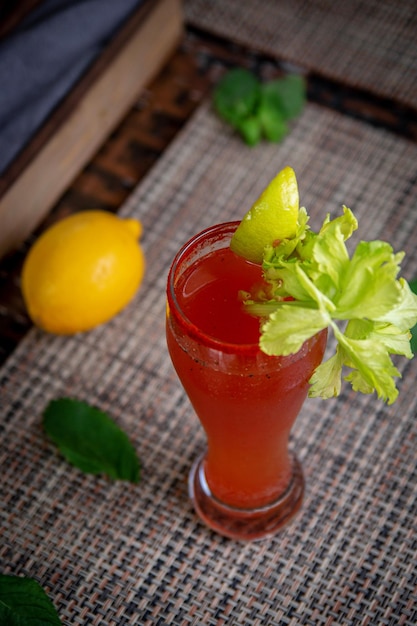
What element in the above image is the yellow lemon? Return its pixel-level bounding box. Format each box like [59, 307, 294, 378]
[21, 210, 145, 334]
[230, 166, 299, 263]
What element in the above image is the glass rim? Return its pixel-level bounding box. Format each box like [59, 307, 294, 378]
[166, 221, 265, 354]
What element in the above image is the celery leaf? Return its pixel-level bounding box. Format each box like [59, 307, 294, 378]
[246, 208, 417, 403]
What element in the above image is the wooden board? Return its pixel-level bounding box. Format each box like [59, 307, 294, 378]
[0, 0, 183, 259]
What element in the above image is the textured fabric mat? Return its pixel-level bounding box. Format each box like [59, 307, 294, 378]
[184, 0, 417, 110]
[1, 101, 417, 624]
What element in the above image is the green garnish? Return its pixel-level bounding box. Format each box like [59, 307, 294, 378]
[213, 68, 306, 146]
[0, 574, 62, 625]
[245, 206, 417, 404]
[43, 398, 141, 482]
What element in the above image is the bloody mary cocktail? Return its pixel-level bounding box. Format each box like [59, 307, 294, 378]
[166, 222, 327, 539]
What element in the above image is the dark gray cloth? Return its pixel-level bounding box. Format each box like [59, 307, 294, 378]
[0, 0, 143, 174]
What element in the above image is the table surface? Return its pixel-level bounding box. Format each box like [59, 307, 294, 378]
[1, 5, 417, 625]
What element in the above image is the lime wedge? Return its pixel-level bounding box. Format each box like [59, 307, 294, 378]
[230, 166, 299, 263]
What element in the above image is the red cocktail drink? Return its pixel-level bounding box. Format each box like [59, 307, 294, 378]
[166, 222, 327, 539]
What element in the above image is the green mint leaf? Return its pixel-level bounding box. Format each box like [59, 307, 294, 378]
[213, 68, 261, 126]
[248, 208, 417, 403]
[236, 116, 262, 146]
[257, 75, 305, 141]
[261, 75, 306, 120]
[213, 70, 305, 145]
[43, 398, 140, 483]
[0, 575, 62, 625]
[259, 109, 288, 143]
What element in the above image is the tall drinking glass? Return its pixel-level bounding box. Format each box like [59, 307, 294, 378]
[166, 222, 327, 540]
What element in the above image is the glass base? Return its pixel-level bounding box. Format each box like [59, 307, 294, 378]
[188, 453, 304, 541]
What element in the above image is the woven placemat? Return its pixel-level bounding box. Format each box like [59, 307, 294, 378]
[184, 0, 417, 110]
[1, 101, 417, 625]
